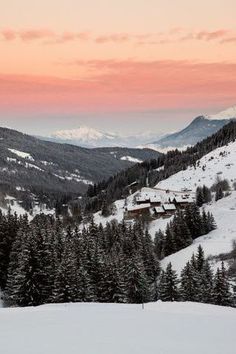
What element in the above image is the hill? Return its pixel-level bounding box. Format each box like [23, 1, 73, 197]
[0, 127, 161, 209]
[85, 121, 236, 213]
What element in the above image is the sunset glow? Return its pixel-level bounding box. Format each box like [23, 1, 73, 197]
[1, 0, 236, 134]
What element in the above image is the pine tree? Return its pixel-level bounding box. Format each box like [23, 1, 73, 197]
[199, 260, 214, 303]
[215, 186, 224, 201]
[196, 187, 204, 207]
[159, 263, 179, 302]
[126, 255, 149, 304]
[196, 245, 205, 272]
[180, 262, 200, 302]
[202, 185, 212, 204]
[154, 230, 165, 260]
[213, 263, 232, 306]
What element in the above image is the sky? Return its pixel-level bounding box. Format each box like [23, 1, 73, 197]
[1, 0, 236, 136]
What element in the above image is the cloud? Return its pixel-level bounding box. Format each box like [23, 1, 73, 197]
[1, 29, 16, 41]
[1, 27, 235, 46]
[194, 30, 229, 41]
[1, 60, 236, 113]
[95, 33, 131, 43]
[0, 28, 90, 44]
[19, 29, 55, 41]
[221, 36, 236, 44]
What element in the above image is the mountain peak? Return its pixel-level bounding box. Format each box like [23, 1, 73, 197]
[206, 105, 236, 120]
[51, 126, 117, 143]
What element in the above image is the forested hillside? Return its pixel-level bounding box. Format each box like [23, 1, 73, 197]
[85, 121, 236, 213]
[0, 127, 160, 210]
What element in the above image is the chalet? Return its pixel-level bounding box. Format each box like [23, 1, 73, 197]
[136, 195, 150, 204]
[136, 193, 161, 206]
[149, 195, 161, 206]
[171, 196, 194, 209]
[163, 203, 176, 216]
[154, 206, 165, 218]
[126, 203, 151, 218]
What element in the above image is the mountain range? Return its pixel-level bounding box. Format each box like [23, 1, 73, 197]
[40, 105, 236, 151]
[42, 126, 162, 148]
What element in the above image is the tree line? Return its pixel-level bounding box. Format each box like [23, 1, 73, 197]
[159, 246, 233, 307]
[154, 204, 216, 259]
[0, 208, 234, 308]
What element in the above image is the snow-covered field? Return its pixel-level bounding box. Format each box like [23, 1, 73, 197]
[0, 301, 235, 354]
[156, 140, 236, 191]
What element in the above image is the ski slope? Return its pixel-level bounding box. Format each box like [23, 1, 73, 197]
[0, 302, 235, 354]
[156, 140, 236, 191]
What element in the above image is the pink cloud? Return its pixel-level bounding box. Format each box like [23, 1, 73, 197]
[95, 33, 131, 43]
[221, 36, 236, 44]
[1, 29, 16, 41]
[19, 29, 55, 41]
[1, 27, 234, 46]
[195, 30, 229, 41]
[1, 60, 236, 113]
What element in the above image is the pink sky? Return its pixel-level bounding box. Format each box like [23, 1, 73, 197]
[1, 0, 236, 134]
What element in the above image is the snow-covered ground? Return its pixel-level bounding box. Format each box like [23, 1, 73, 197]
[120, 155, 143, 163]
[0, 301, 235, 354]
[8, 148, 34, 161]
[207, 105, 236, 120]
[156, 140, 236, 191]
[0, 197, 54, 220]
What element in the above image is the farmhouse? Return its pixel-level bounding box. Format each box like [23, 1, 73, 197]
[154, 206, 165, 218]
[171, 196, 194, 209]
[163, 203, 176, 216]
[136, 193, 161, 206]
[126, 203, 151, 218]
[125, 187, 195, 220]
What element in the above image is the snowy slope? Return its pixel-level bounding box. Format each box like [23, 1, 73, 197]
[0, 196, 54, 220]
[0, 302, 235, 354]
[208, 105, 236, 120]
[156, 140, 236, 191]
[162, 191, 236, 273]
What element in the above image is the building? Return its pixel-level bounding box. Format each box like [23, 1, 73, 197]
[163, 203, 176, 217]
[136, 193, 161, 206]
[153, 206, 165, 218]
[171, 196, 194, 209]
[126, 203, 151, 218]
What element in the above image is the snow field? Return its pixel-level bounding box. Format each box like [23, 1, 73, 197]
[0, 302, 235, 354]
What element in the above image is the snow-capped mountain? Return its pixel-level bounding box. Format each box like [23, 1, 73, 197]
[50, 126, 118, 147]
[47, 125, 161, 148]
[207, 105, 236, 120]
[150, 105, 236, 151]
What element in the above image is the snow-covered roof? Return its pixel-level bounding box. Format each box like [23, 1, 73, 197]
[136, 196, 150, 202]
[136, 192, 161, 203]
[174, 196, 193, 203]
[154, 206, 165, 214]
[150, 196, 161, 203]
[127, 203, 151, 212]
[163, 204, 176, 211]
